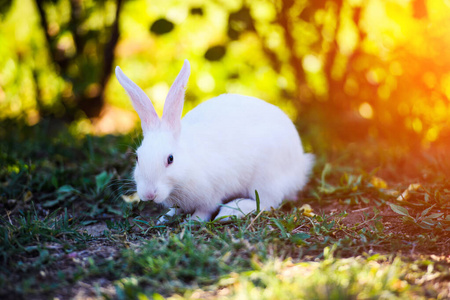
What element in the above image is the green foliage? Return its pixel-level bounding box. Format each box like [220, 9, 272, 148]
[0, 0, 12, 16]
[0, 207, 90, 266]
[0, 119, 136, 216]
[314, 163, 388, 206]
[0, 0, 122, 121]
[150, 18, 175, 35]
[104, 211, 448, 299]
[1, 0, 450, 146]
[123, 229, 246, 287]
[390, 201, 450, 231]
[204, 45, 227, 61]
[387, 182, 450, 231]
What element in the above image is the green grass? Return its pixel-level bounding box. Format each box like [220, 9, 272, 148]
[175, 249, 449, 300]
[0, 120, 449, 299]
[0, 207, 90, 264]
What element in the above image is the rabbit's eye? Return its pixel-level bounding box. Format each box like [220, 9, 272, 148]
[167, 154, 174, 165]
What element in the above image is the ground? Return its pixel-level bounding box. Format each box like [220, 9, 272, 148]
[0, 121, 449, 299]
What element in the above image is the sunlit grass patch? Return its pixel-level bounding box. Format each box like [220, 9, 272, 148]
[171, 248, 448, 300]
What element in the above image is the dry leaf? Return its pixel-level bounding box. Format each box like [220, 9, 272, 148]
[397, 183, 422, 201]
[371, 176, 388, 189]
[300, 204, 315, 217]
[384, 189, 400, 197]
[121, 192, 140, 204]
[23, 191, 33, 202]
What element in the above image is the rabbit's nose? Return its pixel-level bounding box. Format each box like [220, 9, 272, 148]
[145, 191, 157, 201]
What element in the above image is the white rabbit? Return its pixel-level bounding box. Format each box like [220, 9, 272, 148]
[116, 60, 314, 222]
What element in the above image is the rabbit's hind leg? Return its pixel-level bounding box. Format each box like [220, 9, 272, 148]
[214, 198, 257, 221]
[185, 208, 215, 223]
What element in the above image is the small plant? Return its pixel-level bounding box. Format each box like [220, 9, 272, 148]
[389, 184, 450, 231]
[390, 203, 449, 231]
[314, 164, 388, 205]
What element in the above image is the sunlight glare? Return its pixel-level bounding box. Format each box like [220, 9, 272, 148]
[426, 127, 439, 142]
[412, 118, 422, 133]
[197, 73, 216, 93]
[303, 55, 322, 73]
[359, 102, 373, 119]
[150, 82, 169, 115]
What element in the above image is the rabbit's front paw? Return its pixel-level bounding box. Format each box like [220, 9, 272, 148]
[156, 207, 178, 225]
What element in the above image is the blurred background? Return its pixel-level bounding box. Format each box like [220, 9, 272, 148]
[1, 0, 450, 150]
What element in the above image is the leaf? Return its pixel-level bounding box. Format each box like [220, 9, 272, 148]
[420, 204, 436, 217]
[421, 219, 436, 226]
[152, 293, 165, 300]
[134, 219, 149, 225]
[106, 206, 122, 215]
[417, 223, 432, 229]
[150, 18, 174, 35]
[255, 190, 260, 213]
[361, 197, 370, 204]
[401, 216, 414, 222]
[375, 220, 384, 232]
[271, 219, 288, 238]
[320, 163, 332, 188]
[138, 201, 147, 211]
[122, 193, 140, 204]
[370, 176, 388, 189]
[81, 220, 97, 226]
[299, 204, 315, 217]
[390, 203, 411, 217]
[397, 183, 422, 201]
[359, 233, 368, 243]
[227, 6, 255, 40]
[190, 7, 204, 16]
[290, 232, 311, 245]
[43, 185, 79, 207]
[204, 45, 226, 61]
[95, 171, 113, 193]
[292, 232, 310, 240]
[42, 198, 62, 208]
[0, 0, 13, 17]
[319, 186, 337, 194]
[383, 189, 400, 197]
[57, 185, 79, 196]
[367, 253, 381, 261]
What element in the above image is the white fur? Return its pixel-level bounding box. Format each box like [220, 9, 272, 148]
[116, 60, 314, 222]
[215, 199, 259, 221]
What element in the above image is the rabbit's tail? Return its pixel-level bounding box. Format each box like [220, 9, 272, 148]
[302, 153, 315, 178]
[283, 152, 315, 202]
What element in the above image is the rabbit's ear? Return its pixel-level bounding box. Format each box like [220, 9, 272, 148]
[116, 66, 160, 133]
[162, 60, 190, 135]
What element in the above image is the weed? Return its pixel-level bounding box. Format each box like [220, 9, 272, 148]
[389, 184, 450, 231]
[0, 207, 91, 266]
